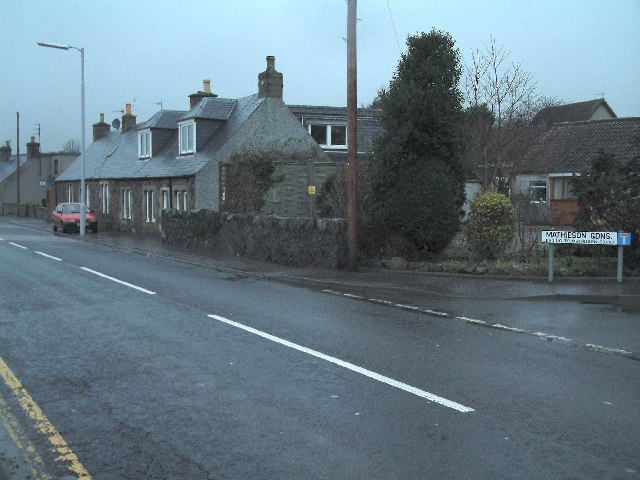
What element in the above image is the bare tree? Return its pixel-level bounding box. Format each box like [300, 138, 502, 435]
[464, 38, 547, 191]
[63, 138, 81, 153]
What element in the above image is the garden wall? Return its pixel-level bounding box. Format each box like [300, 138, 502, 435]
[161, 209, 348, 268]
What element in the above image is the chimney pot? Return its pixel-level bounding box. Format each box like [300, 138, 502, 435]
[27, 136, 40, 158]
[189, 80, 217, 108]
[266, 55, 275, 70]
[121, 104, 137, 133]
[0, 140, 11, 162]
[93, 113, 111, 141]
[258, 55, 283, 99]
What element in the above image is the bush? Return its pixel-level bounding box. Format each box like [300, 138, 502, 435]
[222, 152, 283, 214]
[368, 162, 462, 257]
[467, 192, 516, 259]
[573, 146, 640, 268]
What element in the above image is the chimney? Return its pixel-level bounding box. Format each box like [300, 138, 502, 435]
[189, 79, 217, 108]
[122, 104, 137, 133]
[27, 136, 40, 158]
[92, 113, 111, 141]
[258, 55, 283, 99]
[0, 141, 10, 162]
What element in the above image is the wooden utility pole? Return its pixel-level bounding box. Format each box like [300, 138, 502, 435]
[346, 0, 358, 270]
[16, 112, 20, 215]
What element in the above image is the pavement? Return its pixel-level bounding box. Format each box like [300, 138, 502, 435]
[1, 215, 639, 478]
[5, 216, 639, 299]
[2, 215, 639, 304]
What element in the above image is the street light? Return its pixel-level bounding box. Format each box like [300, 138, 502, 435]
[37, 41, 86, 236]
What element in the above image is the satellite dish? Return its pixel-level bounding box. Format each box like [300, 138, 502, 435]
[112, 118, 121, 130]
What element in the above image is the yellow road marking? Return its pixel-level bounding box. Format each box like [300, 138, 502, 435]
[0, 390, 52, 479]
[0, 356, 92, 479]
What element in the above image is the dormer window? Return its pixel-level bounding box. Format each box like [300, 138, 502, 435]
[309, 124, 347, 149]
[179, 121, 196, 154]
[138, 130, 151, 159]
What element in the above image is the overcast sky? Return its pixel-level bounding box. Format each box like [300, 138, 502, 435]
[1, 0, 639, 152]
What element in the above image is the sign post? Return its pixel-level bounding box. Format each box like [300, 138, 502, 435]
[541, 231, 632, 283]
[617, 232, 631, 283]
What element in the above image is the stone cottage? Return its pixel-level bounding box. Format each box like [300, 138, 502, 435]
[55, 57, 335, 234]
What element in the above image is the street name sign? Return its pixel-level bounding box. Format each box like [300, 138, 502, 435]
[542, 230, 633, 283]
[541, 230, 631, 246]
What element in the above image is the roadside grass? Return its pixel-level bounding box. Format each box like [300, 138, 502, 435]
[409, 229, 640, 278]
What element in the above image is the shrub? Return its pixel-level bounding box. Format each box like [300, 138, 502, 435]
[573, 146, 640, 268]
[368, 162, 462, 257]
[367, 29, 467, 259]
[467, 192, 516, 259]
[222, 152, 283, 214]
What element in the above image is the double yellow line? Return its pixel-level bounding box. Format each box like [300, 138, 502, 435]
[0, 356, 92, 479]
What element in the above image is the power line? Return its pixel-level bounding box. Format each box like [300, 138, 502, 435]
[386, 0, 402, 55]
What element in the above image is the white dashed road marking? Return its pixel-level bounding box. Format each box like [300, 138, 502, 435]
[35, 251, 62, 261]
[322, 290, 637, 360]
[80, 267, 156, 295]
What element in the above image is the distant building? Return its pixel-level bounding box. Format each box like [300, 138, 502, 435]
[0, 139, 78, 214]
[532, 98, 616, 129]
[519, 117, 640, 225]
[513, 99, 621, 224]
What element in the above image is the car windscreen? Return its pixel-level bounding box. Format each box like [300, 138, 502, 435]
[63, 205, 81, 213]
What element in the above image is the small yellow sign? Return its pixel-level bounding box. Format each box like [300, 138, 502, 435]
[308, 185, 316, 195]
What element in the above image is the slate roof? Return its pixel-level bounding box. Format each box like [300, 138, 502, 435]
[57, 95, 265, 181]
[0, 155, 26, 183]
[532, 99, 616, 127]
[138, 110, 187, 130]
[180, 96, 236, 121]
[521, 118, 640, 175]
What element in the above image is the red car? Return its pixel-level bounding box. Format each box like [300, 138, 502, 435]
[51, 202, 98, 233]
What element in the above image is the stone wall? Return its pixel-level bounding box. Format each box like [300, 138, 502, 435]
[161, 209, 347, 268]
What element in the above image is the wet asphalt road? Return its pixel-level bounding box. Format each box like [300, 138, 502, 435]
[0, 222, 639, 479]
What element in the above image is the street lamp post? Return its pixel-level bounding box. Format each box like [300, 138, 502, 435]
[37, 42, 86, 236]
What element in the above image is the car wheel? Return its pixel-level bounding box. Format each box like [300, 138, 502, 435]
[52, 223, 58, 232]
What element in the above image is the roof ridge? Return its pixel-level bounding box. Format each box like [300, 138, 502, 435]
[551, 117, 640, 127]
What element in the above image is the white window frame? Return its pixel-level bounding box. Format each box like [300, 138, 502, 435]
[308, 123, 347, 149]
[179, 121, 196, 154]
[529, 181, 547, 204]
[174, 190, 188, 211]
[144, 190, 156, 223]
[101, 182, 110, 214]
[67, 184, 74, 202]
[85, 184, 90, 209]
[161, 189, 170, 210]
[552, 177, 577, 200]
[122, 189, 132, 220]
[138, 130, 152, 159]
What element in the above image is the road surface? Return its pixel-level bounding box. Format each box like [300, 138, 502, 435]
[0, 222, 638, 479]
